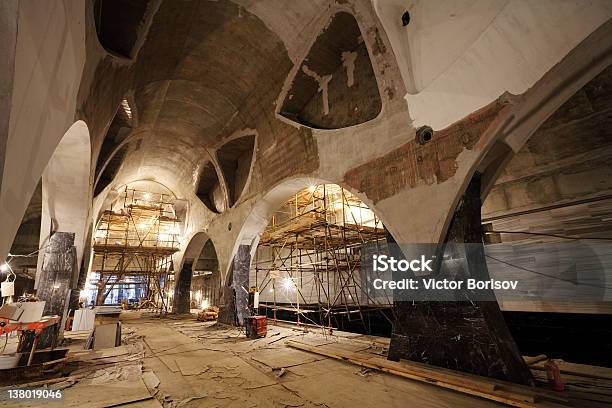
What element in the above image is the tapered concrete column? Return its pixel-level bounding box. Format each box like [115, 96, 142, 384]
[388, 174, 533, 385]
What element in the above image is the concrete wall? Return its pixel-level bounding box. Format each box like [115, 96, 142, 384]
[56, 1, 611, 296]
[0, 0, 86, 264]
[250, 245, 372, 306]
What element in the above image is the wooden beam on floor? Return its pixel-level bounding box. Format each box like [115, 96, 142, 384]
[286, 340, 569, 408]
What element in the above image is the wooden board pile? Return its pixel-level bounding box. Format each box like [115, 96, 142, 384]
[197, 306, 219, 321]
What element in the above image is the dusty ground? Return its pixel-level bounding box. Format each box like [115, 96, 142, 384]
[3, 311, 611, 407]
[129, 312, 508, 408]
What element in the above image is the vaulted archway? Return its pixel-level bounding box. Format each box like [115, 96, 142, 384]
[173, 232, 220, 314]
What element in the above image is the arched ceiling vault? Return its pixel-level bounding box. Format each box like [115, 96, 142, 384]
[112, 0, 299, 198]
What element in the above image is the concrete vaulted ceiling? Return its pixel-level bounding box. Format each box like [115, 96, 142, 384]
[104, 0, 301, 199]
[91, 0, 612, 204]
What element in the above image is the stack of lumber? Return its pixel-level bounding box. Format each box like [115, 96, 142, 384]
[287, 341, 569, 407]
[197, 306, 219, 321]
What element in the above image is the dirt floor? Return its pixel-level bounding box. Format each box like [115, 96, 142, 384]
[1, 311, 611, 407]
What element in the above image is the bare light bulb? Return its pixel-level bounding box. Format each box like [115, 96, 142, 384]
[282, 278, 294, 290]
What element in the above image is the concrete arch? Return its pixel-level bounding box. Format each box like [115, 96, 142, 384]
[218, 175, 396, 326]
[93, 136, 143, 196]
[178, 231, 211, 273]
[36, 120, 92, 286]
[173, 231, 219, 314]
[235, 176, 395, 261]
[440, 19, 612, 244]
[93, 179, 179, 224]
[373, 0, 612, 131]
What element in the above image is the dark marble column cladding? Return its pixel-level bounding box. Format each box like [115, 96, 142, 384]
[218, 244, 251, 326]
[232, 245, 251, 326]
[218, 285, 236, 326]
[388, 174, 534, 385]
[37, 232, 76, 319]
[174, 260, 193, 314]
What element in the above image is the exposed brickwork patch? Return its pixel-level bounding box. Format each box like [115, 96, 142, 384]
[259, 124, 319, 191]
[344, 98, 511, 203]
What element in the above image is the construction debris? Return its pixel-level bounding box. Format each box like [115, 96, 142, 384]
[5, 311, 610, 408]
[196, 305, 219, 321]
[142, 370, 161, 389]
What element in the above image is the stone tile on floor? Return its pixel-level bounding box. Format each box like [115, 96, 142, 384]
[249, 347, 325, 369]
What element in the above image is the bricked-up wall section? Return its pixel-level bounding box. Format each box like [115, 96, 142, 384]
[344, 98, 511, 203]
[257, 124, 319, 193]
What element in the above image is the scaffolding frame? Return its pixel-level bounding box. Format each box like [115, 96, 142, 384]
[90, 187, 180, 313]
[253, 184, 391, 333]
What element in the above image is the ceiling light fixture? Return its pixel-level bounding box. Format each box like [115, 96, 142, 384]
[121, 98, 132, 119]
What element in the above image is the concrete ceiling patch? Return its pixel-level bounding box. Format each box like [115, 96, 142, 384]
[373, 0, 612, 130]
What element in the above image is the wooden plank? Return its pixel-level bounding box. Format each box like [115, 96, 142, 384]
[61, 378, 152, 408]
[94, 323, 119, 349]
[524, 355, 548, 365]
[286, 340, 545, 408]
[289, 340, 502, 393]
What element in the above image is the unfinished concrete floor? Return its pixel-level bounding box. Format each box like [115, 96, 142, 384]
[130, 312, 507, 408]
[4, 312, 612, 408]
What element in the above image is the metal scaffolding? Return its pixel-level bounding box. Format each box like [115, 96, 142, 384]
[89, 187, 180, 312]
[253, 184, 390, 333]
